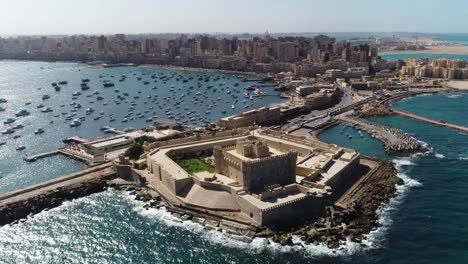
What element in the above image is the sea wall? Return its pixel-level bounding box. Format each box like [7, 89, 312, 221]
[0, 164, 116, 226]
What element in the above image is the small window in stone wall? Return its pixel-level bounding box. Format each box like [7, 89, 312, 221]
[250, 213, 253, 218]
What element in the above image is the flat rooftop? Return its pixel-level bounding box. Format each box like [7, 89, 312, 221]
[85, 136, 133, 148]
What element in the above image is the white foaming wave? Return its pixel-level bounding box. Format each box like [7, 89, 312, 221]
[356, 161, 422, 250]
[123, 159, 422, 258]
[122, 191, 368, 257]
[393, 157, 416, 168]
[458, 155, 468, 160]
[434, 153, 445, 159]
[447, 94, 463, 99]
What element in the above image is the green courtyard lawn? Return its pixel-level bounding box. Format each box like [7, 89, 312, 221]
[176, 158, 215, 174]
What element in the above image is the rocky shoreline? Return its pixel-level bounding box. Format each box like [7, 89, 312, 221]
[338, 115, 428, 157]
[0, 159, 404, 250]
[0, 175, 112, 226]
[120, 160, 402, 248]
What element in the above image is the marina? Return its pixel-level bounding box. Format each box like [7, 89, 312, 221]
[0, 61, 285, 194]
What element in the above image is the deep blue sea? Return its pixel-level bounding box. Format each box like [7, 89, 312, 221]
[1, 63, 468, 263]
[380, 53, 468, 61]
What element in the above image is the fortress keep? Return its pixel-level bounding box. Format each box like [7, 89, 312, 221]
[140, 128, 361, 227]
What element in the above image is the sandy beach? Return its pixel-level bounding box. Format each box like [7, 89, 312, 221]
[380, 44, 468, 55]
[445, 80, 468, 90]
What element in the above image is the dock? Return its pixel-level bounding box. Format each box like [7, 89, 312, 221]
[23, 150, 59, 162]
[63, 136, 89, 144]
[393, 110, 468, 134]
[101, 126, 125, 134]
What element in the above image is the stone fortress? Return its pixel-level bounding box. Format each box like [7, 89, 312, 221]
[142, 128, 361, 227]
[213, 137, 297, 192]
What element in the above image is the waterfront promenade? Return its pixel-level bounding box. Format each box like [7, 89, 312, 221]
[393, 110, 468, 134]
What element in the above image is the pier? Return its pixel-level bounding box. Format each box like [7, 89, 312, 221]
[393, 110, 468, 134]
[0, 163, 115, 225]
[23, 148, 93, 163]
[101, 126, 125, 134]
[23, 150, 59, 162]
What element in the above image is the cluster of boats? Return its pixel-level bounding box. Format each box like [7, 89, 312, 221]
[0, 68, 278, 151]
[340, 126, 366, 139]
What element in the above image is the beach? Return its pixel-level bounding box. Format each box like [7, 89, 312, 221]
[445, 80, 468, 90]
[380, 44, 468, 55]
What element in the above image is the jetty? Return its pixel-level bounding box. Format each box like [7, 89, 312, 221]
[23, 148, 93, 163]
[23, 150, 59, 162]
[0, 163, 115, 226]
[63, 136, 89, 144]
[101, 126, 125, 134]
[393, 110, 468, 134]
[335, 115, 425, 155]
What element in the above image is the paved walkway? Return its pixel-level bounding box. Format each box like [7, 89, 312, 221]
[0, 163, 114, 205]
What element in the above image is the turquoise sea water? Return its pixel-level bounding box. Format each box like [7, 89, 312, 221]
[0, 61, 285, 194]
[1, 63, 468, 263]
[380, 33, 468, 61]
[380, 53, 468, 61]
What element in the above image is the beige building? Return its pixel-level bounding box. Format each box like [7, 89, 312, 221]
[143, 129, 360, 226]
[217, 106, 282, 129]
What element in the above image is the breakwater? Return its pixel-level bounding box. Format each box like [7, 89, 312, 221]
[393, 109, 468, 134]
[0, 163, 116, 225]
[336, 116, 426, 156]
[282, 160, 403, 248]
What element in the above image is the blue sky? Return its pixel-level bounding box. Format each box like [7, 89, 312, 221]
[0, 0, 467, 35]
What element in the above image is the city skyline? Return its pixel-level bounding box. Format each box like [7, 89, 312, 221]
[1, 0, 468, 35]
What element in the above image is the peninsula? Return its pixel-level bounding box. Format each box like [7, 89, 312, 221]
[1, 32, 467, 249]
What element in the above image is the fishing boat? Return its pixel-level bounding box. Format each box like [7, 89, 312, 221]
[34, 128, 45, 134]
[15, 109, 30, 117]
[16, 145, 26, 151]
[4, 118, 16, 125]
[1, 128, 14, 134]
[70, 119, 81, 127]
[41, 107, 53, 113]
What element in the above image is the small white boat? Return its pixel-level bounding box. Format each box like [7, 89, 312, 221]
[70, 119, 81, 127]
[41, 107, 53, 113]
[16, 145, 26, 151]
[34, 128, 45, 134]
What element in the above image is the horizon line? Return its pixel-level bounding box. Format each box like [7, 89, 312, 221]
[2, 31, 468, 37]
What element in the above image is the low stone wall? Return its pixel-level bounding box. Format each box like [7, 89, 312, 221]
[0, 166, 116, 226]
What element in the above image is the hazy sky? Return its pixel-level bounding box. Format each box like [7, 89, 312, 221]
[1, 0, 467, 35]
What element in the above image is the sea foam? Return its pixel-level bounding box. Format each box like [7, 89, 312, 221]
[124, 157, 422, 257]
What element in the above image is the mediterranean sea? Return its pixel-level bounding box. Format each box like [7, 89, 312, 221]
[0, 61, 285, 194]
[1, 63, 467, 263]
[380, 53, 468, 61]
